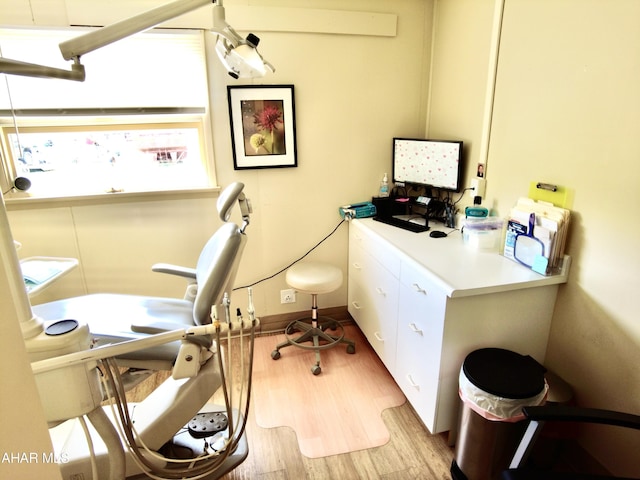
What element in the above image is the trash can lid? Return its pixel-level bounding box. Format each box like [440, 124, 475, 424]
[462, 348, 546, 399]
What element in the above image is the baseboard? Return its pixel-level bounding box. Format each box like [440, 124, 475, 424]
[257, 305, 353, 335]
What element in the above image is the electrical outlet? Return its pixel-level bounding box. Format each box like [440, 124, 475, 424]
[280, 289, 296, 304]
[469, 178, 486, 199]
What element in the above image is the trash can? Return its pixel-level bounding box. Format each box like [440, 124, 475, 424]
[450, 348, 548, 480]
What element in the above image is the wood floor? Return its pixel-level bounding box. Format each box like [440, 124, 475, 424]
[218, 395, 455, 480]
[124, 340, 609, 480]
[250, 325, 408, 459]
[116, 310, 609, 480]
[126, 335, 455, 479]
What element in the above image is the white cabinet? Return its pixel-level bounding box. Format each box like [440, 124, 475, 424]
[347, 218, 570, 434]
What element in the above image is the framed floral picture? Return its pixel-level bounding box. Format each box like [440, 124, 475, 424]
[227, 85, 297, 169]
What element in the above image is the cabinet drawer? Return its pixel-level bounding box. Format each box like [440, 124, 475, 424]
[394, 325, 440, 432]
[400, 258, 440, 295]
[350, 221, 401, 277]
[399, 260, 447, 322]
[348, 243, 398, 371]
[394, 260, 448, 433]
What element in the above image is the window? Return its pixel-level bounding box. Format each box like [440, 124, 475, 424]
[0, 27, 215, 197]
[3, 123, 210, 195]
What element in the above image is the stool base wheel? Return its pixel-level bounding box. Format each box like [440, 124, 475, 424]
[271, 316, 356, 375]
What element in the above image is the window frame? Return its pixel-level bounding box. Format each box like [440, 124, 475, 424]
[0, 114, 218, 201]
[0, 26, 218, 202]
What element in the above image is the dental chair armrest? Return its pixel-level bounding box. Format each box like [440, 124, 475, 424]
[152, 263, 197, 280]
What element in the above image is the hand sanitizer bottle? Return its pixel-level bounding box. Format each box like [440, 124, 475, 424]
[379, 173, 390, 197]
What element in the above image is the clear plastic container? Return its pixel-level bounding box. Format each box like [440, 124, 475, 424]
[462, 217, 504, 250]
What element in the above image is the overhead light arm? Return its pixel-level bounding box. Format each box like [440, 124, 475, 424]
[59, 0, 213, 61]
[0, 57, 85, 81]
[0, 0, 274, 81]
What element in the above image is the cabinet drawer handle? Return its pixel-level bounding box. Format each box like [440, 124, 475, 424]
[376, 287, 386, 296]
[352, 262, 362, 270]
[412, 283, 427, 295]
[406, 374, 420, 390]
[409, 323, 423, 335]
[351, 301, 362, 310]
[374, 332, 384, 342]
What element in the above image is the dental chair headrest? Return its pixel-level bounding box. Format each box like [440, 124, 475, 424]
[217, 182, 245, 222]
[217, 182, 252, 231]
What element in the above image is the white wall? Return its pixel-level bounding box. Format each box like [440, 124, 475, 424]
[428, 0, 640, 475]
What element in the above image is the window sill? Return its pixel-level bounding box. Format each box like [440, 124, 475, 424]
[4, 187, 221, 210]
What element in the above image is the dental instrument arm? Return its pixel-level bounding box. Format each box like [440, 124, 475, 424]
[38, 290, 257, 479]
[31, 315, 257, 376]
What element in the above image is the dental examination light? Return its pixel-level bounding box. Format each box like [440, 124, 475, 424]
[210, 3, 275, 79]
[0, 0, 274, 81]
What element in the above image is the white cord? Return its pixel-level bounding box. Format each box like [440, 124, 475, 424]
[87, 295, 257, 480]
[103, 359, 227, 467]
[0, 52, 25, 186]
[99, 362, 155, 477]
[101, 353, 242, 479]
[78, 415, 99, 480]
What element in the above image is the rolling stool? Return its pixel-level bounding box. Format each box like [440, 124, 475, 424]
[271, 262, 356, 375]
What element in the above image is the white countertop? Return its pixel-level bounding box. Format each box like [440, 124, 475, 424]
[352, 218, 570, 298]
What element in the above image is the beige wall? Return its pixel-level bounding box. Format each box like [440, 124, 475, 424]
[5, 0, 434, 314]
[3, 0, 639, 476]
[493, 1, 640, 474]
[429, 0, 640, 475]
[1, 2, 434, 478]
[427, 0, 498, 181]
[208, 0, 435, 316]
[0, 204, 62, 479]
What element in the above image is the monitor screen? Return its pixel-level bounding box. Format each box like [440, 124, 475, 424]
[392, 138, 463, 192]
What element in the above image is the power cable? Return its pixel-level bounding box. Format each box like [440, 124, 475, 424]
[233, 218, 346, 290]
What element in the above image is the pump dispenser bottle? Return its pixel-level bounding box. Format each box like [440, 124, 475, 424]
[379, 173, 390, 197]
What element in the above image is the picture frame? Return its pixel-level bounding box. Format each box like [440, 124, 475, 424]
[227, 85, 297, 170]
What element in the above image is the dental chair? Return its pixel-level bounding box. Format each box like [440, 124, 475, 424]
[28, 182, 257, 480]
[502, 405, 640, 480]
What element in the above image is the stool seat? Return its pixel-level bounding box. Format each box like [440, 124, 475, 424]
[272, 261, 354, 375]
[286, 262, 342, 295]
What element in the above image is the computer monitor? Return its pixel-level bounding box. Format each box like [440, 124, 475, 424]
[392, 138, 463, 192]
